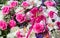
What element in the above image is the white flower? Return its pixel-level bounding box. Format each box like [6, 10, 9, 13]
[42, 6, 48, 17]
[7, 32, 16, 38]
[44, 12, 48, 17]
[26, 12, 33, 20]
[26, 0, 33, 2]
[52, 36, 55, 38]
[47, 18, 52, 23]
[54, 25, 58, 29]
[56, 17, 60, 22]
[0, 10, 3, 20]
[8, 27, 24, 38]
[27, 0, 42, 7]
[0, 36, 3, 38]
[10, 26, 20, 33]
[34, 0, 42, 7]
[47, 7, 58, 14]
[29, 30, 36, 38]
[7, 1, 11, 5]
[15, 6, 24, 14]
[27, 5, 33, 9]
[27, 23, 32, 30]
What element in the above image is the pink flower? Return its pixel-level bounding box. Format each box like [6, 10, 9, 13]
[21, 1, 30, 8]
[16, 13, 26, 23]
[2, 6, 10, 15]
[30, 17, 35, 24]
[44, 1, 55, 7]
[39, 6, 43, 12]
[16, 31, 24, 38]
[33, 23, 45, 33]
[56, 22, 60, 26]
[10, 1, 18, 8]
[30, 7, 38, 15]
[0, 20, 7, 30]
[56, 21, 60, 30]
[9, 20, 16, 28]
[48, 11, 55, 18]
[35, 15, 46, 23]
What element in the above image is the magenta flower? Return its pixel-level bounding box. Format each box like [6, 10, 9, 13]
[56, 22, 60, 26]
[44, 1, 55, 7]
[9, 20, 16, 28]
[30, 7, 38, 15]
[33, 23, 45, 33]
[0, 20, 7, 30]
[48, 11, 55, 18]
[56, 21, 60, 30]
[16, 31, 24, 38]
[10, 1, 18, 8]
[30, 17, 35, 24]
[35, 15, 46, 23]
[16, 13, 26, 23]
[39, 6, 43, 12]
[2, 6, 10, 15]
[21, 1, 30, 8]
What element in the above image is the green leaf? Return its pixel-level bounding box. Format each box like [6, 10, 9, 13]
[0, 0, 7, 4]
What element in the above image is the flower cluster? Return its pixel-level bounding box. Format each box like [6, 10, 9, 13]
[0, 0, 60, 38]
